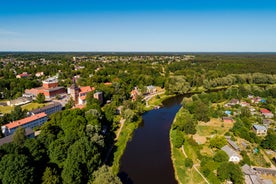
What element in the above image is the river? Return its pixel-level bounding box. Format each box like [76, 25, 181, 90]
[119, 95, 184, 184]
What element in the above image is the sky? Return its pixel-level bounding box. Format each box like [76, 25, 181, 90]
[1, 0, 276, 52]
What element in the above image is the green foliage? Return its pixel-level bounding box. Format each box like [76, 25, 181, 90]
[171, 130, 185, 148]
[209, 135, 227, 149]
[42, 167, 61, 184]
[184, 158, 193, 168]
[213, 150, 229, 162]
[0, 154, 34, 184]
[13, 126, 26, 146]
[261, 132, 276, 150]
[36, 93, 46, 103]
[217, 162, 244, 184]
[90, 165, 122, 184]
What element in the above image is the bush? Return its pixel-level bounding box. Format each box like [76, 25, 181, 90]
[184, 158, 193, 168]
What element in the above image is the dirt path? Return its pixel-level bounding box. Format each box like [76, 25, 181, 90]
[115, 118, 125, 140]
[181, 146, 210, 184]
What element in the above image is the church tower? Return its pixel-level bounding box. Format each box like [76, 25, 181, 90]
[70, 77, 79, 105]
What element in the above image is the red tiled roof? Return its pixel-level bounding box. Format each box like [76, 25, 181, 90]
[260, 108, 271, 114]
[80, 86, 94, 93]
[4, 112, 47, 129]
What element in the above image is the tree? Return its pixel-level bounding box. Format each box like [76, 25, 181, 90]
[90, 165, 122, 184]
[261, 132, 276, 150]
[213, 150, 229, 162]
[172, 130, 184, 148]
[42, 167, 61, 184]
[0, 154, 34, 184]
[217, 162, 244, 183]
[10, 106, 27, 122]
[209, 136, 227, 149]
[36, 93, 46, 103]
[13, 126, 26, 146]
[184, 158, 193, 168]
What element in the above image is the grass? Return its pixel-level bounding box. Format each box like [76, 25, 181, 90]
[0, 105, 13, 114]
[196, 118, 233, 136]
[170, 112, 206, 184]
[21, 102, 47, 111]
[0, 102, 47, 114]
[111, 118, 140, 174]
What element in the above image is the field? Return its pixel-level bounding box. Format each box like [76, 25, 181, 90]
[0, 102, 47, 114]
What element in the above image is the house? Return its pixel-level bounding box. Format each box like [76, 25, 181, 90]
[0, 128, 34, 146]
[225, 110, 232, 116]
[260, 108, 274, 119]
[35, 72, 44, 77]
[262, 119, 272, 127]
[16, 72, 30, 78]
[240, 102, 250, 107]
[242, 164, 264, 184]
[226, 138, 241, 151]
[29, 102, 62, 116]
[221, 145, 242, 163]
[93, 92, 103, 105]
[228, 99, 240, 106]
[146, 85, 157, 94]
[222, 117, 234, 123]
[253, 124, 267, 136]
[1, 112, 48, 136]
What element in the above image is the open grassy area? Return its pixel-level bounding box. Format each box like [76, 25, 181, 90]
[196, 118, 233, 136]
[21, 102, 47, 111]
[0, 102, 47, 114]
[0, 105, 13, 114]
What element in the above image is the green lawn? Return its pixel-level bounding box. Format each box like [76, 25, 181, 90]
[0, 102, 47, 114]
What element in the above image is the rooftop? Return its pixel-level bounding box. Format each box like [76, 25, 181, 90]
[3, 112, 47, 129]
[253, 124, 267, 131]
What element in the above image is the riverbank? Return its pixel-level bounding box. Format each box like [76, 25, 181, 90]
[111, 117, 142, 174]
[170, 107, 207, 184]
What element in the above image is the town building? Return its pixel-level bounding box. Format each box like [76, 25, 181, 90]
[0, 128, 34, 146]
[1, 112, 48, 136]
[94, 92, 103, 105]
[242, 164, 264, 184]
[260, 108, 274, 119]
[7, 97, 32, 106]
[221, 145, 242, 163]
[29, 102, 62, 116]
[69, 78, 95, 105]
[253, 124, 267, 136]
[25, 77, 66, 99]
[16, 72, 30, 78]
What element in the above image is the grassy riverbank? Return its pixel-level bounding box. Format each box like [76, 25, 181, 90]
[170, 107, 206, 184]
[111, 117, 141, 174]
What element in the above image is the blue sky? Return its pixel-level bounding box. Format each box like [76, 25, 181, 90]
[1, 0, 276, 52]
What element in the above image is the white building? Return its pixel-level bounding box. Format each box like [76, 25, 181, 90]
[221, 145, 242, 163]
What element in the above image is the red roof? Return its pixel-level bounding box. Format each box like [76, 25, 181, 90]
[80, 86, 94, 93]
[4, 112, 47, 129]
[260, 108, 271, 114]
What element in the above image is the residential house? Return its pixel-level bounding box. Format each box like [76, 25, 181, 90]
[253, 124, 267, 136]
[262, 119, 272, 128]
[228, 99, 240, 106]
[222, 117, 234, 123]
[35, 72, 44, 77]
[242, 164, 264, 184]
[16, 72, 30, 78]
[221, 145, 242, 163]
[146, 85, 157, 94]
[260, 108, 274, 119]
[1, 112, 48, 136]
[226, 138, 241, 151]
